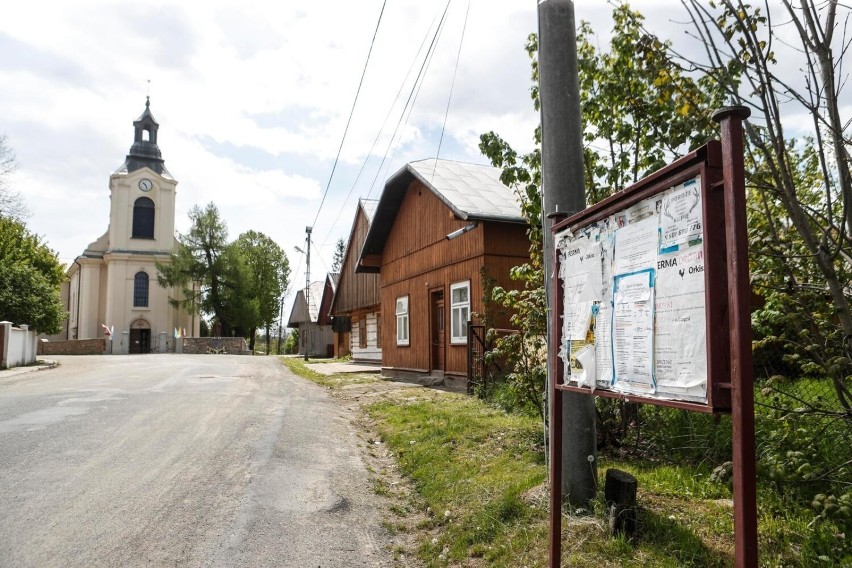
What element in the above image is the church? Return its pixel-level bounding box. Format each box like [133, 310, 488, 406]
[62, 99, 197, 353]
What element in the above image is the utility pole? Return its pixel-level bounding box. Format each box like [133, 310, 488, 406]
[539, 0, 597, 507]
[304, 226, 312, 361]
[277, 297, 284, 355]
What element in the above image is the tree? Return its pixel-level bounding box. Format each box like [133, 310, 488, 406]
[156, 203, 251, 337]
[0, 217, 65, 333]
[331, 238, 346, 272]
[233, 230, 290, 351]
[673, 0, 852, 411]
[478, 4, 724, 416]
[0, 134, 30, 221]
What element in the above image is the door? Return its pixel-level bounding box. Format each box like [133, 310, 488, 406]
[431, 290, 445, 373]
[129, 328, 151, 354]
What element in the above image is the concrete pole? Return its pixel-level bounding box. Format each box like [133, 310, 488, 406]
[304, 226, 312, 361]
[538, 0, 597, 507]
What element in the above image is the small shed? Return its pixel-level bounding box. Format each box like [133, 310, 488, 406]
[357, 158, 529, 387]
[329, 199, 381, 363]
[287, 280, 333, 357]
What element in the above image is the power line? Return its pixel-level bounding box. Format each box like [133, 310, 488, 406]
[375, 3, 452, 190]
[311, 0, 387, 229]
[366, 0, 452, 200]
[319, 8, 445, 246]
[434, 0, 470, 171]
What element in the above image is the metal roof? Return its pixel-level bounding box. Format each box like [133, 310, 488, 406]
[407, 159, 524, 223]
[356, 159, 526, 273]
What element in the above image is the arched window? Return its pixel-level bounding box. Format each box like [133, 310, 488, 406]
[132, 197, 155, 239]
[134, 272, 149, 307]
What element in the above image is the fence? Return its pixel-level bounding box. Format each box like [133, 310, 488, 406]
[0, 321, 38, 369]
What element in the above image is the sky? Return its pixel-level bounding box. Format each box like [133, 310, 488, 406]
[2, 0, 846, 314]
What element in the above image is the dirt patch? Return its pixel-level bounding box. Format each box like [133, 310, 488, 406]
[328, 378, 452, 566]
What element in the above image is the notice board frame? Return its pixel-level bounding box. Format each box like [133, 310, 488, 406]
[550, 140, 731, 413]
[548, 108, 757, 568]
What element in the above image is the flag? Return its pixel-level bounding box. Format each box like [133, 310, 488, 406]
[174, 327, 179, 339]
[110, 325, 114, 337]
[182, 327, 187, 338]
[101, 323, 111, 337]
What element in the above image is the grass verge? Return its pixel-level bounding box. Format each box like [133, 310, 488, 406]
[283, 359, 850, 566]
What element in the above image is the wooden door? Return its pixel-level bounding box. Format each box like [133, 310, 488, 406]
[129, 328, 150, 354]
[431, 291, 445, 373]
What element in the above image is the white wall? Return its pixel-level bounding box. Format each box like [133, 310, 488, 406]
[350, 312, 381, 363]
[0, 322, 38, 369]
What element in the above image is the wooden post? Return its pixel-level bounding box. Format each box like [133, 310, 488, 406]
[712, 106, 758, 568]
[604, 469, 638, 535]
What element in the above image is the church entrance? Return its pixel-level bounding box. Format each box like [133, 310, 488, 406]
[129, 319, 151, 354]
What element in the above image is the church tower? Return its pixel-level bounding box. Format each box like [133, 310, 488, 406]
[65, 99, 196, 352]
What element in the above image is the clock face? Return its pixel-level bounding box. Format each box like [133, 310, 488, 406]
[138, 179, 153, 192]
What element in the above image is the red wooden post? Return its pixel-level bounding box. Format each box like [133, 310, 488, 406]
[712, 106, 758, 567]
[549, 232, 564, 568]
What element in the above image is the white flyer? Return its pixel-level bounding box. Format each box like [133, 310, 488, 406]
[654, 244, 708, 402]
[613, 215, 659, 274]
[660, 177, 702, 251]
[611, 269, 655, 394]
[559, 233, 602, 340]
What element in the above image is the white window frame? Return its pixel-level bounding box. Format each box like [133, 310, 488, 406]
[450, 281, 470, 345]
[395, 296, 409, 346]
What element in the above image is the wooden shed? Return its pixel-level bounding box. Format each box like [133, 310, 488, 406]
[287, 280, 333, 357]
[329, 199, 382, 363]
[357, 158, 529, 387]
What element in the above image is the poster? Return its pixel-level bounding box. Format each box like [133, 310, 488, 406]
[654, 245, 708, 402]
[557, 174, 709, 404]
[612, 269, 655, 394]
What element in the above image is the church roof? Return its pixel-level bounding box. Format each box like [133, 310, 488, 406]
[115, 97, 173, 179]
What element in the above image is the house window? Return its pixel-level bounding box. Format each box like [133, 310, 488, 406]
[132, 197, 155, 239]
[134, 271, 149, 307]
[450, 281, 470, 344]
[396, 297, 409, 346]
[359, 318, 367, 348]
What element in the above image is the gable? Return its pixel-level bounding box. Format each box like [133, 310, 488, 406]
[330, 202, 381, 314]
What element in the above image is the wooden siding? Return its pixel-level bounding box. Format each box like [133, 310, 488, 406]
[379, 180, 530, 376]
[332, 206, 381, 314]
[351, 309, 381, 362]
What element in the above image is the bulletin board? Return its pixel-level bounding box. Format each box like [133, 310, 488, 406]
[550, 141, 731, 413]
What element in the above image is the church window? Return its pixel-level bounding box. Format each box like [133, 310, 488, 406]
[134, 272, 149, 307]
[132, 197, 155, 238]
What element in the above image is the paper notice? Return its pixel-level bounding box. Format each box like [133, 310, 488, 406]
[654, 244, 708, 402]
[574, 344, 596, 390]
[612, 269, 655, 394]
[660, 177, 702, 250]
[613, 216, 658, 274]
[595, 302, 613, 387]
[559, 233, 602, 340]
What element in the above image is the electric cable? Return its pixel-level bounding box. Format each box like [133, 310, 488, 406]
[319, 8, 445, 246]
[310, 0, 387, 229]
[434, 0, 470, 177]
[365, 0, 452, 200]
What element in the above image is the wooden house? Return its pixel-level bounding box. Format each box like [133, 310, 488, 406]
[287, 279, 333, 357]
[357, 158, 529, 388]
[329, 199, 382, 363]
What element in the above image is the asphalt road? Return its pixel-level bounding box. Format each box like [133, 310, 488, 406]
[0, 355, 393, 567]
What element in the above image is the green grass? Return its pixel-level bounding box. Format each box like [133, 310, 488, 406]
[282, 358, 851, 566]
[279, 356, 379, 389]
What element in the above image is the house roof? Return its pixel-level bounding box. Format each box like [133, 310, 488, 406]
[357, 159, 525, 272]
[286, 280, 325, 326]
[329, 200, 381, 315]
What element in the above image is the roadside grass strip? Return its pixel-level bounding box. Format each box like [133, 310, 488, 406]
[281, 357, 379, 389]
[281, 359, 850, 566]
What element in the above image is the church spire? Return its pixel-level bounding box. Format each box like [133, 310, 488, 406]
[121, 97, 167, 176]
